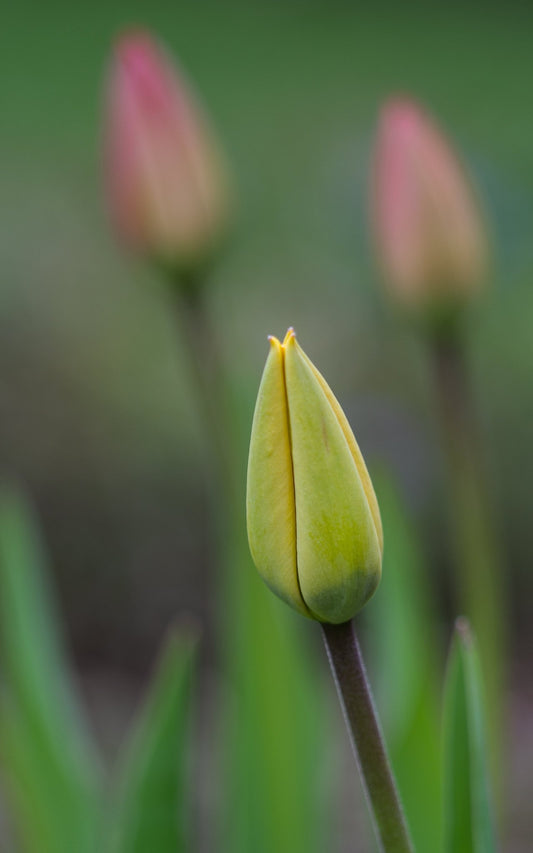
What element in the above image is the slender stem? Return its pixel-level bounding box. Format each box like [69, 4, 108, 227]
[431, 333, 505, 788]
[166, 269, 245, 848]
[170, 271, 234, 495]
[321, 620, 414, 853]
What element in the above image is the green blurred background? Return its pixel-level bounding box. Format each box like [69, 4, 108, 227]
[1, 1, 533, 849]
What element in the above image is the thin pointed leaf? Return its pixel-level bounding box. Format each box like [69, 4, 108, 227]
[0, 489, 102, 853]
[108, 626, 197, 853]
[443, 618, 496, 853]
[221, 517, 329, 853]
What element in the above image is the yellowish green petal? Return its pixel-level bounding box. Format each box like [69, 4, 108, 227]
[297, 344, 383, 556]
[246, 337, 310, 617]
[284, 335, 381, 623]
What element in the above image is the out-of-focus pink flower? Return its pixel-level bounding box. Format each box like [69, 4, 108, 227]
[372, 97, 488, 314]
[105, 31, 231, 271]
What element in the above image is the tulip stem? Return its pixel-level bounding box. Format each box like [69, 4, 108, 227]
[321, 620, 414, 853]
[431, 332, 505, 789]
[171, 271, 234, 491]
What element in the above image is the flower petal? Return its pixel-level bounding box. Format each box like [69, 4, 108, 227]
[284, 336, 381, 623]
[246, 337, 309, 616]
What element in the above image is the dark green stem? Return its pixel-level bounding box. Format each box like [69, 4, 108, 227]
[431, 333, 506, 789]
[321, 620, 414, 853]
[170, 270, 234, 494]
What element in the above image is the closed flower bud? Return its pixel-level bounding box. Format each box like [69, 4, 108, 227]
[104, 31, 231, 272]
[372, 97, 488, 317]
[246, 329, 383, 624]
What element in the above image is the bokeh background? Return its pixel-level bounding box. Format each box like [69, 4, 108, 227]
[1, 1, 532, 849]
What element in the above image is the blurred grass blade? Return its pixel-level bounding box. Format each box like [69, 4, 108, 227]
[224, 563, 328, 853]
[369, 472, 442, 852]
[0, 488, 102, 852]
[443, 618, 496, 853]
[108, 626, 197, 853]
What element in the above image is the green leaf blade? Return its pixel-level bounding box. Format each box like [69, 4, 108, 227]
[108, 626, 197, 853]
[221, 531, 329, 853]
[369, 473, 443, 853]
[443, 618, 497, 853]
[0, 489, 103, 853]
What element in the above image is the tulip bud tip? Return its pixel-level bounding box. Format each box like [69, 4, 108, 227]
[283, 327, 296, 346]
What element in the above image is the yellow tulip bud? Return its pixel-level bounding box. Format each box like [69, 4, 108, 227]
[246, 329, 383, 624]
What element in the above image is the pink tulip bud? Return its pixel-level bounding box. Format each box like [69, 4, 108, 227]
[372, 98, 488, 316]
[104, 31, 231, 272]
